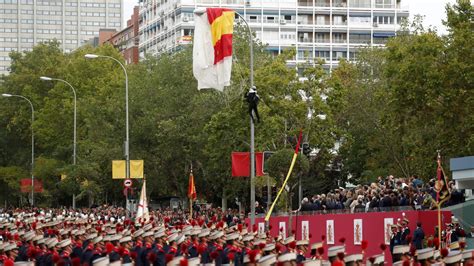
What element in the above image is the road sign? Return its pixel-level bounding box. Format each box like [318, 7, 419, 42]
[124, 179, 133, 188]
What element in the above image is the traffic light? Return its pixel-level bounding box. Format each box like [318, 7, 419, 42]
[302, 142, 311, 156]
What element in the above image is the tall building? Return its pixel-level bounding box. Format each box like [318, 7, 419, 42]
[138, 0, 409, 69]
[0, 0, 123, 75]
[101, 6, 140, 64]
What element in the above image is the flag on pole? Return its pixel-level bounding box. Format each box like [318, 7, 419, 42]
[435, 153, 450, 202]
[265, 130, 303, 221]
[136, 179, 150, 222]
[193, 8, 235, 91]
[188, 170, 197, 201]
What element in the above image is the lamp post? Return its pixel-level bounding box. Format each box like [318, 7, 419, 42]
[84, 54, 130, 214]
[84, 54, 129, 180]
[2, 93, 35, 206]
[40, 76, 78, 208]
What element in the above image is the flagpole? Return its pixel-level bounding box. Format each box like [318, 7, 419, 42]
[437, 202, 442, 248]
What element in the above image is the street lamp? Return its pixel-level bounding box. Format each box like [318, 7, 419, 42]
[40, 76, 78, 209]
[2, 93, 35, 206]
[84, 54, 130, 182]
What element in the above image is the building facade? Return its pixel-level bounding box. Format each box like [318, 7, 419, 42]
[101, 6, 140, 64]
[0, 0, 123, 75]
[138, 0, 409, 69]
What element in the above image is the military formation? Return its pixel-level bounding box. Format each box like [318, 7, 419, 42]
[0, 209, 473, 266]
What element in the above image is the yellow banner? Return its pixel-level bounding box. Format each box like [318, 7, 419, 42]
[130, 160, 144, 179]
[265, 153, 299, 221]
[112, 160, 144, 179]
[112, 160, 126, 179]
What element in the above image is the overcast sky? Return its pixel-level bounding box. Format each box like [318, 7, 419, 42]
[123, 0, 457, 34]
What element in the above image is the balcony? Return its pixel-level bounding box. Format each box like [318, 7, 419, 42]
[315, 38, 330, 43]
[333, 0, 347, 7]
[315, 0, 330, 7]
[298, 0, 312, 6]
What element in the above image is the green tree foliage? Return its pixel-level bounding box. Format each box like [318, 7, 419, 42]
[1, 1, 471, 208]
[329, 0, 473, 182]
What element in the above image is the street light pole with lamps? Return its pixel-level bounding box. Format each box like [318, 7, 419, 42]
[40, 76, 78, 208]
[84, 54, 131, 213]
[2, 93, 35, 206]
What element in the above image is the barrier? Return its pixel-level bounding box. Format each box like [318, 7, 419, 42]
[249, 210, 452, 263]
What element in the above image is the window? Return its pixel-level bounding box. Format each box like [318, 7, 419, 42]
[333, 15, 345, 25]
[21, 9, 34, 14]
[21, 38, 34, 43]
[333, 33, 346, 43]
[349, 15, 371, 24]
[349, 0, 370, 8]
[316, 15, 326, 25]
[332, 51, 347, 59]
[0, 9, 17, 13]
[375, 0, 393, 8]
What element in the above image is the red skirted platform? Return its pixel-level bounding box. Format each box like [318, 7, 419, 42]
[249, 210, 451, 263]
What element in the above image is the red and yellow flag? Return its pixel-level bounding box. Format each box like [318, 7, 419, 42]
[206, 8, 234, 64]
[188, 170, 197, 201]
[193, 8, 235, 91]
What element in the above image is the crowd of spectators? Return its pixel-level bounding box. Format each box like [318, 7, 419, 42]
[298, 175, 466, 213]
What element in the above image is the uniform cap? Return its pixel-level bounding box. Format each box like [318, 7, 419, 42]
[142, 231, 154, 238]
[198, 229, 211, 237]
[92, 236, 103, 244]
[110, 234, 122, 242]
[278, 252, 297, 262]
[4, 243, 18, 252]
[444, 251, 462, 264]
[226, 233, 239, 241]
[296, 239, 309, 246]
[132, 229, 144, 238]
[46, 238, 58, 248]
[263, 243, 275, 252]
[344, 254, 363, 262]
[462, 249, 474, 259]
[58, 239, 72, 248]
[302, 260, 322, 266]
[167, 233, 178, 242]
[92, 256, 110, 266]
[119, 236, 132, 243]
[259, 254, 277, 266]
[188, 257, 200, 266]
[154, 231, 166, 239]
[142, 223, 153, 231]
[311, 242, 323, 250]
[86, 233, 98, 240]
[176, 234, 186, 244]
[393, 245, 410, 254]
[284, 236, 295, 245]
[242, 235, 254, 242]
[328, 245, 345, 257]
[416, 248, 434, 260]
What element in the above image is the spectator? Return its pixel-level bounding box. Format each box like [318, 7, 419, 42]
[413, 222, 425, 249]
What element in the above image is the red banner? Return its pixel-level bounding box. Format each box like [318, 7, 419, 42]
[231, 152, 264, 177]
[20, 179, 43, 193]
[247, 210, 452, 264]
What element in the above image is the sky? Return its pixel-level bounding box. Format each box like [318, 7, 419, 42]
[123, 0, 457, 34]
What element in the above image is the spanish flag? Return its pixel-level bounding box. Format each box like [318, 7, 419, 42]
[193, 8, 234, 91]
[188, 169, 197, 201]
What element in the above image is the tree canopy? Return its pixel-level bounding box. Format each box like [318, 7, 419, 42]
[0, 0, 472, 209]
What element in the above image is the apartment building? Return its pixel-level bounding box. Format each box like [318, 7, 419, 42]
[138, 0, 409, 69]
[0, 0, 123, 75]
